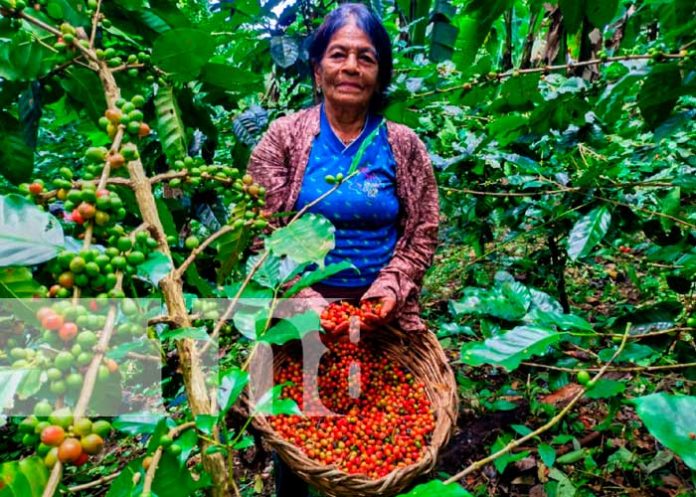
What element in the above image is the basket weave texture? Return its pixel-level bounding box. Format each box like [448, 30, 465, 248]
[243, 325, 459, 497]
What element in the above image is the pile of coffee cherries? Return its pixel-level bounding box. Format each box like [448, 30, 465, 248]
[269, 340, 435, 479]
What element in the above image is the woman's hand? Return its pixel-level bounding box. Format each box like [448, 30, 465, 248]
[360, 297, 396, 331]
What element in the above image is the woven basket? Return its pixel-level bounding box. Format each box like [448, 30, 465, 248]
[243, 325, 459, 497]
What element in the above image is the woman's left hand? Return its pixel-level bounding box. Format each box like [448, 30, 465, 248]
[360, 297, 396, 331]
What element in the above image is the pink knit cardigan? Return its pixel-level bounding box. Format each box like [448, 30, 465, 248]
[247, 104, 439, 332]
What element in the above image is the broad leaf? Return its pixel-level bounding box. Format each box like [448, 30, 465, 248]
[460, 326, 561, 371]
[567, 206, 611, 261]
[112, 413, 165, 435]
[638, 64, 683, 129]
[586, 0, 619, 27]
[254, 383, 301, 416]
[0, 457, 48, 497]
[633, 393, 696, 469]
[0, 369, 27, 415]
[152, 28, 217, 80]
[136, 250, 172, 286]
[155, 85, 187, 163]
[558, 0, 584, 33]
[152, 451, 210, 497]
[200, 62, 264, 92]
[538, 443, 556, 467]
[0, 195, 64, 266]
[248, 252, 281, 289]
[0, 32, 52, 82]
[586, 379, 626, 399]
[266, 214, 335, 268]
[0, 112, 34, 184]
[160, 326, 209, 342]
[60, 68, 107, 124]
[0, 267, 41, 322]
[270, 35, 299, 68]
[260, 310, 320, 345]
[218, 368, 249, 414]
[283, 261, 357, 297]
[396, 480, 472, 496]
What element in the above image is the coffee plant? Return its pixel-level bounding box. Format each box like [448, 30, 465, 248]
[0, 1, 694, 496]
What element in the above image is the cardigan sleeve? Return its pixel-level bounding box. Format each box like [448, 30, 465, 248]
[246, 117, 328, 310]
[362, 132, 439, 317]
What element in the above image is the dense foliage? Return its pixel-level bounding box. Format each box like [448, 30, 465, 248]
[0, 0, 694, 496]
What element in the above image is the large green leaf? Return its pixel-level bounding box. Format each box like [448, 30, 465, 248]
[452, 0, 513, 69]
[0, 112, 34, 185]
[270, 35, 299, 68]
[638, 63, 683, 129]
[558, 0, 584, 33]
[396, 480, 472, 496]
[283, 261, 357, 298]
[152, 28, 216, 80]
[450, 280, 531, 321]
[0, 457, 48, 497]
[633, 393, 696, 469]
[254, 383, 301, 416]
[0, 267, 41, 321]
[0, 195, 64, 267]
[460, 326, 561, 371]
[200, 62, 263, 92]
[260, 310, 320, 345]
[0, 369, 27, 415]
[586, 0, 619, 27]
[266, 214, 335, 268]
[136, 250, 172, 286]
[0, 32, 52, 82]
[104, 458, 141, 497]
[567, 206, 611, 261]
[155, 85, 187, 163]
[59, 67, 107, 124]
[112, 413, 165, 435]
[152, 451, 210, 497]
[218, 368, 249, 414]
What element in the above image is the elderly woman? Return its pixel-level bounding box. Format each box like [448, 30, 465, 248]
[248, 3, 438, 333]
[247, 3, 438, 495]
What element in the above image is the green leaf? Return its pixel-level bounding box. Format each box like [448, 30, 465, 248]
[491, 434, 529, 473]
[136, 250, 172, 286]
[0, 112, 34, 185]
[260, 310, 320, 345]
[586, 0, 619, 27]
[0, 457, 48, 497]
[492, 74, 540, 111]
[248, 253, 281, 289]
[160, 326, 209, 342]
[525, 309, 594, 333]
[283, 261, 357, 298]
[200, 62, 263, 92]
[59, 68, 107, 124]
[452, 0, 514, 69]
[586, 379, 626, 399]
[0, 194, 64, 266]
[233, 435, 255, 450]
[266, 214, 335, 268]
[218, 368, 249, 414]
[396, 480, 472, 496]
[254, 383, 301, 416]
[638, 63, 682, 129]
[112, 413, 165, 435]
[633, 393, 696, 469]
[152, 28, 217, 80]
[558, 0, 584, 33]
[0, 32, 52, 82]
[152, 452, 210, 497]
[549, 467, 577, 496]
[195, 414, 217, 435]
[450, 280, 531, 321]
[659, 187, 680, 232]
[105, 458, 141, 497]
[0, 369, 27, 415]
[0, 267, 41, 318]
[538, 443, 556, 467]
[233, 306, 269, 340]
[270, 35, 299, 68]
[567, 206, 611, 261]
[460, 326, 561, 371]
[155, 85, 187, 163]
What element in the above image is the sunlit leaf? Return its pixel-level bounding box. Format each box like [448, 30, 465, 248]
[567, 206, 611, 261]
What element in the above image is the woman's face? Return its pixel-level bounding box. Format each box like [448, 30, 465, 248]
[314, 20, 379, 113]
